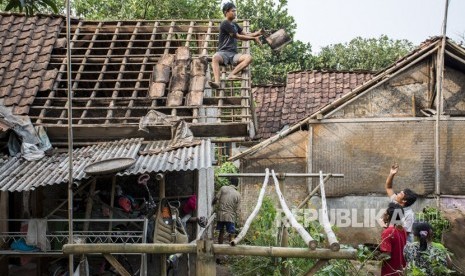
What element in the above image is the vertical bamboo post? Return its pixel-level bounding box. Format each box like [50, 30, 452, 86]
[279, 175, 290, 276]
[0, 192, 9, 273]
[83, 178, 96, 232]
[196, 239, 216, 276]
[108, 176, 116, 232]
[159, 173, 167, 275]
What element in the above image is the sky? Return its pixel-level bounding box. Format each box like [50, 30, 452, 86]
[286, 0, 465, 53]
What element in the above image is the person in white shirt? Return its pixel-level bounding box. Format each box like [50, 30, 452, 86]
[385, 163, 418, 242]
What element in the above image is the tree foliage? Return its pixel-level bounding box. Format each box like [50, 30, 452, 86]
[73, 0, 222, 20]
[1, 0, 414, 85]
[0, 0, 58, 16]
[315, 35, 414, 71]
[234, 0, 313, 84]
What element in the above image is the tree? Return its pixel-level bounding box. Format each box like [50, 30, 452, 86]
[0, 0, 58, 15]
[315, 35, 414, 71]
[235, 0, 314, 84]
[73, 0, 222, 20]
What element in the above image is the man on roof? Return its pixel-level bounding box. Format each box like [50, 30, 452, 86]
[385, 163, 418, 242]
[208, 2, 264, 89]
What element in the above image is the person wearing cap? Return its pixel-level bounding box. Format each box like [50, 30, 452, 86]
[208, 2, 264, 89]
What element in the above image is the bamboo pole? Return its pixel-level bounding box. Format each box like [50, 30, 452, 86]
[196, 240, 216, 276]
[63, 244, 357, 259]
[304, 260, 328, 275]
[103, 254, 130, 276]
[231, 168, 270, 246]
[271, 170, 317, 249]
[318, 171, 340, 251]
[158, 173, 167, 276]
[83, 179, 96, 232]
[297, 174, 332, 210]
[218, 173, 343, 178]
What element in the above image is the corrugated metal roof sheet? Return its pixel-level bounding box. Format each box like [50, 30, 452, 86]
[0, 138, 142, 192]
[118, 139, 212, 176]
[0, 138, 212, 192]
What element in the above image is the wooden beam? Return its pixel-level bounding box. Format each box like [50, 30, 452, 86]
[196, 240, 216, 276]
[103, 254, 130, 276]
[304, 260, 328, 276]
[63, 244, 358, 259]
[83, 179, 96, 232]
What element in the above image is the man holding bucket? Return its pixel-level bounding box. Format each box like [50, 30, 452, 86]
[208, 2, 264, 89]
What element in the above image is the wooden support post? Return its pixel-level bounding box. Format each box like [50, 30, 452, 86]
[103, 254, 131, 276]
[108, 176, 116, 232]
[83, 178, 96, 232]
[297, 174, 332, 209]
[279, 175, 290, 276]
[158, 173, 167, 276]
[304, 260, 328, 276]
[196, 240, 216, 276]
[0, 192, 8, 275]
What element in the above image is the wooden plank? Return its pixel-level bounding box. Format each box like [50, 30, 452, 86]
[43, 122, 249, 141]
[164, 21, 176, 55]
[83, 179, 96, 232]
[196, 240, 216, 276]
[108, 176, 116, 232]
[77, 22, 103, 125]
[37, 21, 84, 124]
[184, 21, 195, 47]
[105, 22, 125, 123]
[125, 21, 160, 123]
[201, 21, 213, 56]
[103, 254, 131, 276]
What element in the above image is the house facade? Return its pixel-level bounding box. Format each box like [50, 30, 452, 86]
[232, 37, 465, 272]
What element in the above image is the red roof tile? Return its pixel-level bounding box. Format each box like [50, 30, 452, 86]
[253, 71, 374, 139]
[0, 13, 63, 115]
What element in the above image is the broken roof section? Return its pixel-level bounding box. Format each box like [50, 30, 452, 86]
[7, 17, 252, 141]
[231, 37, 465, 161]
[0, 138, 212, 192]
[0, 13, 63, 115]
[253, 71, 373, 139]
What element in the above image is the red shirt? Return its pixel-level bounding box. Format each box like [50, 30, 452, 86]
[380, 225, 407, 276]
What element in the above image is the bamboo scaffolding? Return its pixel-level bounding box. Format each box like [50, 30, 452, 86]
[318, 171, 339, 251]
[271, 170, 317, 249]
[62, 244, 357, 259]
[231, 169, 270, 246]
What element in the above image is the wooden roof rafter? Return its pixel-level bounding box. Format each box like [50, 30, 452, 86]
[26, 19, 254, 141]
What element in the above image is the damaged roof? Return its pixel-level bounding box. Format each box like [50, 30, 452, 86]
[253, 71, 373, 139]
[0, 13, 63, 115]
[0, 138, 212, 192]
[0, 13, 254, 140]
